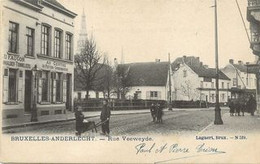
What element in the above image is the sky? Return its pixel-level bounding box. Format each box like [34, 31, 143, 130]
[60, 0, 255, 67]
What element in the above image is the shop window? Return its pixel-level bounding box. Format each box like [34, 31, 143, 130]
[42, 71, 49, 102]
[8, 69, 17, 102]
[26, 27, 34, 56]
[41, 25, 50, 56]
[65, 33, 72, 60]
[54, 30, 62, 58]
[8, 22, 19, 53]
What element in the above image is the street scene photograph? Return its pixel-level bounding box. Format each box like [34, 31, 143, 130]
[1, 0, 260, 138]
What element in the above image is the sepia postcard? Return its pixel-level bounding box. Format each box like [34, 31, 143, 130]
[0, 0, 260, 163]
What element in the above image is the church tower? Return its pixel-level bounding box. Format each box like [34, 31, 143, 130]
[77, 8, 88, 53]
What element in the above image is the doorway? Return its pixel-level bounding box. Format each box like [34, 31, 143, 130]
[24, 70, 32, 113]
[66, 74, 72, 111]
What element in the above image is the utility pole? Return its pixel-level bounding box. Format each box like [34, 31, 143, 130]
[214, 0, 223, 125]
[168, 53, 172, 110]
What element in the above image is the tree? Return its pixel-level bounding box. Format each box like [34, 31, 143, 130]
[95, 56, 114, 99]
[115, 64, 132, 99]
[180, 80, 200, 100]
[74, 36, 105, 100]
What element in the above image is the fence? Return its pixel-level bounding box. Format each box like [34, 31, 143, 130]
[74, 99, 167, 111]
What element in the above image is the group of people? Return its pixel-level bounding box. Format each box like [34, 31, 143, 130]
[228, 95, 256, 116]
[75, 99, 111, 136]
[150, 103, 164, 123]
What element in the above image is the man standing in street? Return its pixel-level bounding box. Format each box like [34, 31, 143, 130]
[100, 99, 111, 135]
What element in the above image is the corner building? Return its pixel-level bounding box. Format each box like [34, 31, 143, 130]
[1, 0, 76, 119]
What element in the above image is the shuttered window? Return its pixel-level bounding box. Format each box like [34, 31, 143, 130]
[8, 69, 17, 102]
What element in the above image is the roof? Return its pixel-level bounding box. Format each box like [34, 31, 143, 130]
[119, 62, 170, 86]
[172, 56, 230, 80]
[232, 63, 258, 74]
[20, 0, 76, 17]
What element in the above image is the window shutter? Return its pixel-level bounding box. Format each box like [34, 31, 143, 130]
[52, 73, 56, 103]
[63, 74, 67, 103]
[18, 70, 23, 103]
[158, 91, 161, 100]
[38, 71, 42, 103]
[146, 91, 150, 100]
[3, 69, 9, 103]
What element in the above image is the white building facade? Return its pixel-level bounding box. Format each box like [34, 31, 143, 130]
[1, 0, 76, 119]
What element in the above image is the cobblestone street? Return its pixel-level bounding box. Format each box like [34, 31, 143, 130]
[3, 109, 225, 136]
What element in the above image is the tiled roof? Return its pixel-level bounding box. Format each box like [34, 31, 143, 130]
[232, 64, 258, 74]
[172, 56, 230, 80]
[119, 62, 170, 86]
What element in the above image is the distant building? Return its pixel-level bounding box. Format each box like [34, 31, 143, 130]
[77, 9, 88, 53]
[247, 0, 260, 113]
[2, 0, 76, 119]
[222, 59, 257, 90]
[172, 56, 230, 104]
[119, 61, 174, 101]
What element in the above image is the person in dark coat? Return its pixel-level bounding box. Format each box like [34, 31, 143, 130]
[234, 99, 241, 116]
[247, 95, 257, 116]
[150, 103, 156, 122]
[100, 99, 111, 135]
[75, 106, 84, 136]
[228, 99, 235, 116]
[156, 103, 163, 123]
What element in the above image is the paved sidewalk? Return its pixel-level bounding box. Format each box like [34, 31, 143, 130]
[2, 107, 216, 130]
[199, 112, 260, 134]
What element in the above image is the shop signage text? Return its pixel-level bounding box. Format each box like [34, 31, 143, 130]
[3, 54, 31, 69]
[42, 60, 68, 72]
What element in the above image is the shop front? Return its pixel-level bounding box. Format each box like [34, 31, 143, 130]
[2, 53, 74, 119]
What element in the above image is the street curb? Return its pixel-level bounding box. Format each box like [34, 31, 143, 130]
[2, 111, 150, 130]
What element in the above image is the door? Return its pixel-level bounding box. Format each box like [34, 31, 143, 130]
[66, 74, 72, 110]
[24, 71, 32, 113]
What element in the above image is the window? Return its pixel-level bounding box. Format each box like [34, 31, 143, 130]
[26, 27, 34, 56]
[150, 91, 158, 98]
[78, 92, 82, 99]
[227, 83, 230, 89]
[9, 69, 17, 102]
[212, 94, 215, 102]
[200, 81, 203, 88]
[42, 71, 49, 102]
[183, 70, 187, 77]
[221, 82, 224, 89]
[41, 25, 50, 56]
[8, 22, 18, 53]
[246, 78, 249, 85]
[221, 93, 225, 101]
[54, 30, 62, 58]
[56, 73, 62, 102]
[65, 33, 72, 60]
[233, 78, 237, 86]
[211, 82, 214, 88]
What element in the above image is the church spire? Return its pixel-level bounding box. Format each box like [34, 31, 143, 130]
[77, 8, 88, 53]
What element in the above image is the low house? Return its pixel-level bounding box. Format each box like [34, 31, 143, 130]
[118, 61, 174, 101]
[172, 56, 231, 104]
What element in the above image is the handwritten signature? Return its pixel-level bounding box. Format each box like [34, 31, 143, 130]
[135, 142, 226, 162]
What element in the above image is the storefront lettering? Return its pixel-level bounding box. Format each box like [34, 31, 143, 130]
[3, 60, 31, 69]
[42, 60, 68, 71]
[4, 54, 25, 62]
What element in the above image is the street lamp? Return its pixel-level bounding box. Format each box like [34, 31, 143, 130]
[31, 64, 38, 122]
[214, 0, 223, 125]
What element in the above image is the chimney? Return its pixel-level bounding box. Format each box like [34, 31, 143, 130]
[238, 60, 243, 65]
[155, 59, 160, 63]
[229, 59, 234, 64]
[204, 65, 208, 69]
